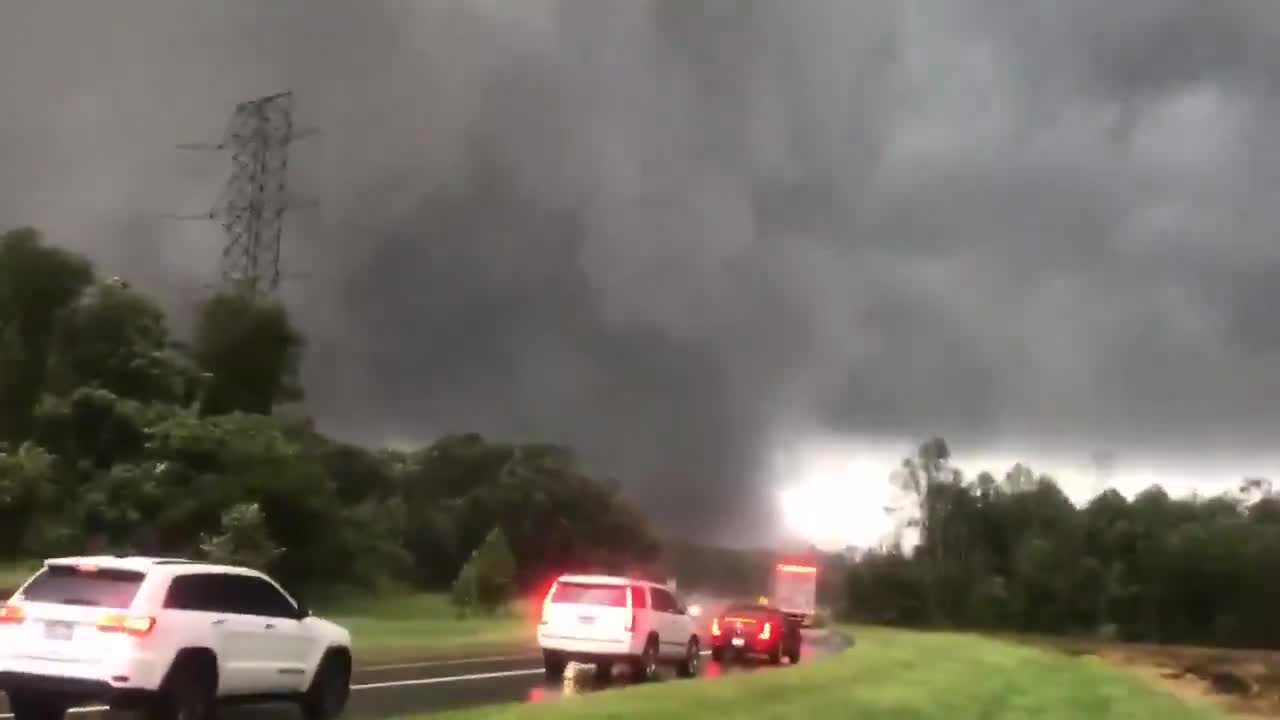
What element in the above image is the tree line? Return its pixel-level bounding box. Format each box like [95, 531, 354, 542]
[0, 227, 659, 599]
[10, 227, 1275, 647]
[846, 438, 1280, 650]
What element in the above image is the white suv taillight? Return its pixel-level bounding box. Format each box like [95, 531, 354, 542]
[0, 604, 24, 625]
[96, 614, 156, 638]
[624, 586, 634, 633]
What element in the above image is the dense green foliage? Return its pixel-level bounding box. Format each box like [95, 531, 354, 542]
[451, 526, 518, 613]
[847, 437, 1280, 649]
[0, 228, 658, 594]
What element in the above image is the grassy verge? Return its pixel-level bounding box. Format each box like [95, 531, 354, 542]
[1007, 634, 1280, 719]
[417, 627, 1224, 720]
[321, 593, 536, 665]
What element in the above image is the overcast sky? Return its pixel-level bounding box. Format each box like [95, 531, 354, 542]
[4, 0, 1280, 546]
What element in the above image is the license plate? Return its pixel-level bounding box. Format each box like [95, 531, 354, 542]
[43, 622, 73, 641]
[731, 637, 745, 647]
[577, 615, 595, 625]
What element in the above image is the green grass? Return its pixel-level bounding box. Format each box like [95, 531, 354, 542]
[321, 593, 536, 665]
[417, 627, 1224, 720]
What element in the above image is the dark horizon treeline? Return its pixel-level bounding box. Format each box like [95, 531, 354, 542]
[845, 438, 1280, 650]
[0, 227, 660, 597]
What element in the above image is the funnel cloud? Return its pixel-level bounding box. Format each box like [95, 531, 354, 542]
[3, 1, 1280, 543]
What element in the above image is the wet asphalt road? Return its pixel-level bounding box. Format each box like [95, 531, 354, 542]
[0, 632, 847, 720]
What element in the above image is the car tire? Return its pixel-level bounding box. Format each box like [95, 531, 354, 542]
[147, 656, 217, 720]
[593, 662, 613, 682]
[9, 692, 68, 720]
[301, 651, 352, 720]
[543, 650, 567, 682]
[710, 646, 724, 663]
[630, 637, 659, 682]
[789, 648, 801, 664]
[768, 647, 782, 665]
[675, 637, 700, 678]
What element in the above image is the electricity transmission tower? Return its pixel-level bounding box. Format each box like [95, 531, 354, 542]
[176, 91, 315, 298]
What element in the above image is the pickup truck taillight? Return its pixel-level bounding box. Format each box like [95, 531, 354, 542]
[624, 586, 634, 633]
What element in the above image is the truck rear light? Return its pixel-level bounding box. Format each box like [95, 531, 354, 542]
[0, 604, 24, 624]
[710, 617, 721, 636]
[758, 622, 772, 641]
[96, 613, 155, 637]
[540, 581, 558, 625]
[624, 586, 634, 633]
[776, 564, 816, 574]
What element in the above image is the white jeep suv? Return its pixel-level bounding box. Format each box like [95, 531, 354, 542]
[0, 556, 352, 720]
[536, 574, 701, 682]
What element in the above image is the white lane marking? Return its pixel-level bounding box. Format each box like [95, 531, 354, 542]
[353, 667, 544, 690]
[3, 708, 108, 718]
[360, 654, 538, 671]
[0, 650, 718, 718]
[354, 650, 712, 691]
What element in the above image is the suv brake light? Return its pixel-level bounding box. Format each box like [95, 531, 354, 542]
[540, 581, 557, 625]
[96, 613, 155, 637]
[624, 586, 634, 633]
[710, 617, 721, 636]
[759, 621, 772, 641]
[0, 604, 24, 624]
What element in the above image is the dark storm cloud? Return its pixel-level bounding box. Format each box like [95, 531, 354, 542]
[5, 0, 1280, 540]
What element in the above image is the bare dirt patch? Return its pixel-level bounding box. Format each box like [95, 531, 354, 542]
[1022, 636, 1280, 719]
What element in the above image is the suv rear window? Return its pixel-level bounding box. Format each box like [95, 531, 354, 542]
[18, 565, 145, 609]
[550, 582, 628, 607]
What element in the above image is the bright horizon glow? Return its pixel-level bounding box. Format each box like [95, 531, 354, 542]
[773, 434, 1280, 552]
[775, 439, 899, 551]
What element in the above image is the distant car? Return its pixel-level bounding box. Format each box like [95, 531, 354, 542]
[537, 574, 701, 682]
[0, 556, 352, 720]
[709, 603, 802, 665]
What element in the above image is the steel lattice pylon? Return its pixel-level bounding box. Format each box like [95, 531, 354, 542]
[179, 91, 312, 297]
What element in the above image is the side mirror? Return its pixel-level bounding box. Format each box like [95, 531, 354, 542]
[293, 599, 311, 619]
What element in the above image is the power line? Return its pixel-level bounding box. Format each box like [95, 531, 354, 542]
[175, 91, 317, 299]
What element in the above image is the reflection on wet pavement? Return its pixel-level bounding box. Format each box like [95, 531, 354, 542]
[523, 652, 790, 703]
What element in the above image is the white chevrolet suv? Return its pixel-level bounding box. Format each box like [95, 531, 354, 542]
[0, 556, 352, 720]
[536, 574, 700, 682]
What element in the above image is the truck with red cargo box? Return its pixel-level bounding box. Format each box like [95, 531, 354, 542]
[769, 555, 818, 627]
